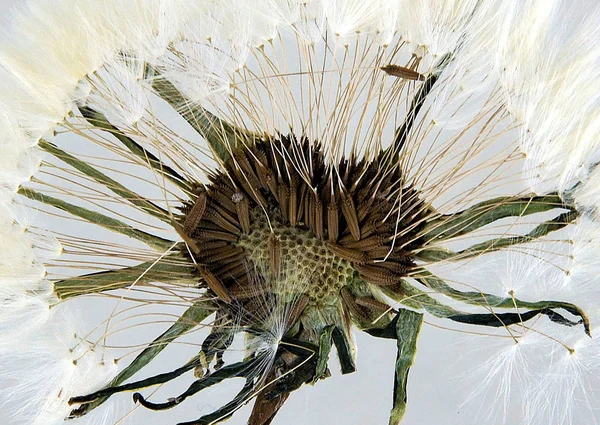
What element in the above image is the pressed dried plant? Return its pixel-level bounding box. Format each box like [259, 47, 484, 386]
[0, 1, 599, 425]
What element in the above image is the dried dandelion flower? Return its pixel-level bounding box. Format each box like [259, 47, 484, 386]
[0, 1, 599, 425]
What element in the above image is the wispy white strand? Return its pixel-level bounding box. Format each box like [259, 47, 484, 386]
[0, 305, 118, 425]
[0, 110, 40, 192]
[85, 60, 150, 128]
[523, 324, 600, 425]
[573, 165, 600, 213]
[322, 0, 400, 44]
[396, 0, 492, 61]
[487, 1, 600, 194]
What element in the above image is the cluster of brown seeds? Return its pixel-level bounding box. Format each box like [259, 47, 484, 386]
[176, 136, 429, 316]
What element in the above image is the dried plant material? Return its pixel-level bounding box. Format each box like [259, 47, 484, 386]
[381, 65, 425, 81]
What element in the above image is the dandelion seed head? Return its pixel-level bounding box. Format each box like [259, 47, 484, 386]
[0, 1, 599, 424]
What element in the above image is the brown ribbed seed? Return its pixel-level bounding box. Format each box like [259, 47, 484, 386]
[196, 240, 228, 251]
[269, 233, 281, 279]
[250, 149, 270, 187]
[174, 223, 200, 254]
[340, 287, 370, 321]
[200, 246, 243, 264]
[327, 202, 339, 242]
[355, 297, 390, 313]
[357, 196, 377, 222]
[220, 260, 246, 276]
[229, 282, 270, 300]
[354, 264, 398, 286]
[381, 64, 425, 81]
[265, 171, 279, 199]
[233, 192, 251, 233]
[341, 191, 360, 240]
[207, 188, 236, 214]
[285, 295, 310, 330]
[378, 261, 409, 275]
[343, 234, 388, 251]
[278, 185, 290, 220]
[314, 196, 324, 239]
[183, 192, 207, 234]
[240, 179, 267, 208]
[296, 183, 308, 226]
[195, 265, 232, 302]
[232, 150, 261, 189]
[205, 207, 240, 234]
[327, 243, 367, 264]
[195, 229, 238, 242]
[289, 176, 298, 227]
[304, 188, 313, 229]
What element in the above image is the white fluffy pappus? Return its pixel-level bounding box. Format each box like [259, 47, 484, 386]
[485, 0, 600, 194]
[452, 233, 599, 425]
[455, 321, 588, 425]
[0, 208, 58, 345]
[523, 328, 600, 425]
[573, 165, 600, 213]
[0, 305, 118, 425]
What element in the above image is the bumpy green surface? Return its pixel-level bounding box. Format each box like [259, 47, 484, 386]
[237, 210, 355, 306]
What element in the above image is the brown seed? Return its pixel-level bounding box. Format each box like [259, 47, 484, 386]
[196, 229, 238, 242]
[183, 192, 207, 235]
[196, 265, 232, 302]
[229, 282, 270, 300]
[250, 148, 270, 187]
[196, 240, 228, 251]
[233, 193, 251, 233]
[240, 179, 267, 209]
[305, 188, 313, 229]
[200, 246, 244, 264]
[220, 260, 247, 278]
[174, 222, 200, 254]
[377, 260, 409, 275]
[289, 175, 298, 227]
[341, 191, 360, 241]
[286, 294, 309, 330]
[327, 242, 367, 264]
[232, 150, 261, 189]
[254, 162, 270, 191]
[327, 202, 339, 242]
[228, 270, 249, 286]
[269, 233, 281, 279]
[361, 218, 391, 238]
[381, 64, 425, 81]
[265, 170, 279, 200]
[344, 234, 387, 251]
[296, 183, 308, 225]
[278, 185, 290, 220]
[205, 206, 240, 234]
[207, 188, 236, 214]
[354, 264, 398, 286]
[355, 296, 390, 313]
[357, 196, 377, 222]
[366, 246, 396, 259]
[340, 287, 370, 321]
[314, 196, 324, 239]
